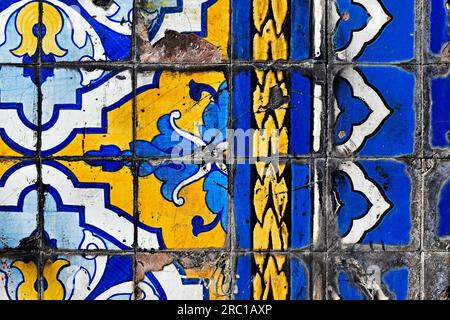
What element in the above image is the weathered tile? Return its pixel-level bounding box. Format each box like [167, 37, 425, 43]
[234, 160, 325, 250]
[233, 0, 326, 61]
[41, 67, 133, 157]
[0, 254, 40, 300]
[423, 160, 450, 250]
[327, 159, 421, 251]
[137, 157, 228, 250]
[328, 0, 419, 63]
[136, 0, 229, 63]
[0, 161, 38, 250]
[235, 253, 325, 300]
[136, 252, 231, 300]
[423, 252, 450, 300]
[0, 66, 38, 156]
[329, 65, 419, 157]
[232, 65, 326, 157]
[424, 0, 450, 63]
[326, 252, 420, 300]
[424, 64, 450, 157]
[0, 1, 40, 63]
[42, 160, 138, 250]
[135, 68, 229, 250]
[0, 0, 447, 302]
[136, 68, 229, 158]
[42, 254, 135, 300]
[46, 0, 132, 62]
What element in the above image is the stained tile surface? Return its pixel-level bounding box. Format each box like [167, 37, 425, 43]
[0, 0, 448, 301]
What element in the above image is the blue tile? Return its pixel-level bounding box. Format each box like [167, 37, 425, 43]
[329, 159, 419, 249]
[330, 0, 416, 62]
[331, 66, 417, 157]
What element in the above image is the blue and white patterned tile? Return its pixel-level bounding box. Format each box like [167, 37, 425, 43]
[0, 161, 38, 251]
[0, 66, 38, 156]
[42, 254, 135, 300]
[327, 159, 421, 251]
[329, 0, 418, 63]
[329, 65, 419, 157]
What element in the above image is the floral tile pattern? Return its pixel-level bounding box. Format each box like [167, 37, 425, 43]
[0, 0, 448, 301]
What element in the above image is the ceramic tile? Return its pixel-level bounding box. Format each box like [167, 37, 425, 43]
[42, 160, 137, 250]
[424, 0, 450, 63]
[232, 65, 326, 157]
[329, 65, 420, 157]
[136, 252, 231, 300]
[327, 159, 421, 251]
[235, 253, 325, 300]
[0, 255, 40, 300]
[326, 252, 420, 300]
[0, 66, 38, 156]
[136, 0, 229, 63]
[40, 67, 133, 156]
[328, 0, 419, 63]
[232, 0, 326, 61]
[0, 0, 447, 301]
[47, 0, 133, 62]
[135, 68, 229, 250]
[234, 160, 325, 251]
[0, 161, 38, 250]
[0, 1, 40, 63]
[42, 254, 135, 300]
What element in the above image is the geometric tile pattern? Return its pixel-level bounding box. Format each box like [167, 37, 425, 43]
[0, 0, 448, 300]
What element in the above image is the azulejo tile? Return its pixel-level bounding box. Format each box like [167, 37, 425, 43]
[424, 0, 450, 63]
[0, 255, 39, 300]
[41, 254, 134, 300]
[235, 253, 325, 300]
[423, 160, 450, 250]
[329, 65, 419, 157]
[0, 66, 133, 157]
[232, 65, 326, 157]
[0, 1, 39, 63]
[329, 0, 418, 63]
[234, 160, 325, 251]
[136, 0, 229, 63]
[43, 160, 138, 250]
[0, 66, 38, 156]
[326, 252, 420, 300]
[424, 64, 450, 157]
[43, 67, 133, 157]
[233, 0, 326, 61]
[327, 159, 421, 251]
[0, 160, 38, 250]
[135, 68, 229, 249]
[0, 0, 133, 63]
[136, 252, 231, 300]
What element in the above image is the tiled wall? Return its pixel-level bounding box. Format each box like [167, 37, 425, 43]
[0, 0, 448, 300]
